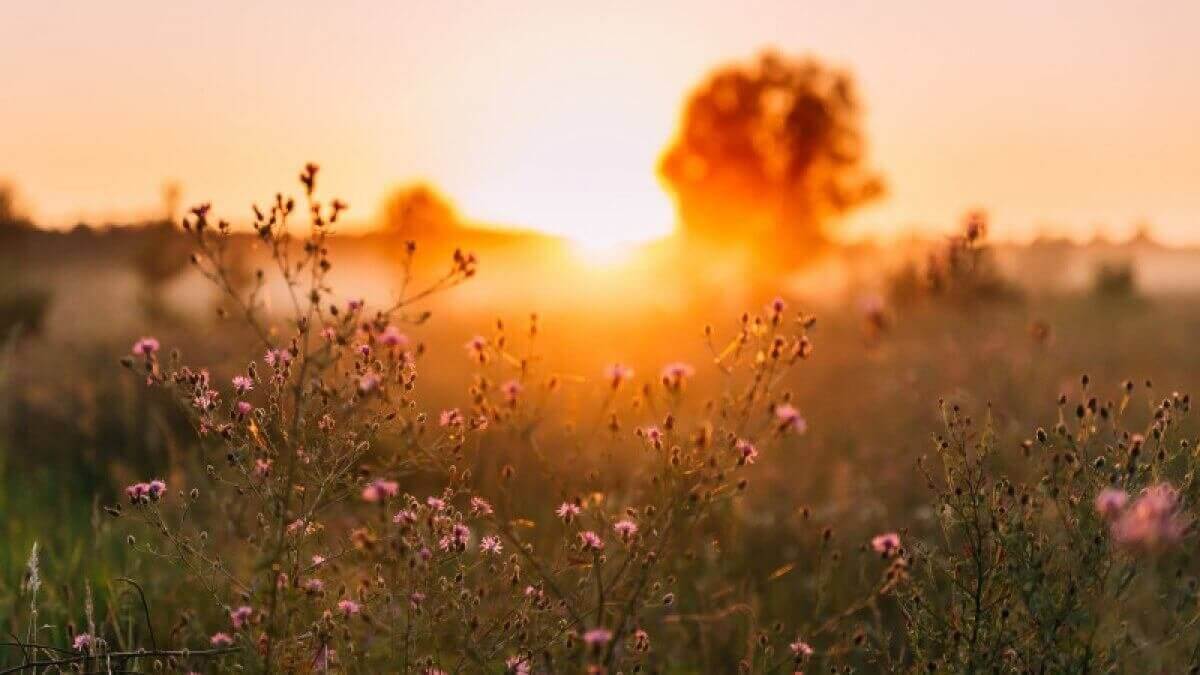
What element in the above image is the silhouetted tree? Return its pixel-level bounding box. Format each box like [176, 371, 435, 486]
[660, 51, 883, 267]
[379, 184, 459, 239]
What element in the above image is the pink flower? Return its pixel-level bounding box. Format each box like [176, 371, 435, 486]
[131, 337, 159, 356]
[358, 372, 382, 393]
[320, 325, 337, 342]
[642, 426, 663, 446]
[501, 379, 523, 404]
[579, 530, 604, 552]
[769, 297, 786, 314]
[347, 298, 364, 312]
[470, 497, 494, 516]
[871, 532, 901, 555]
[361, 479, 399, 503]
[264, 348, 293, 368]
[336, 599, 361, 617]
[311, 554, 327, 567]
[613, 519, 639, 541]
[231, 375, 253, 394]
[426, 496, 446, 511]
[304, 578, 325, 594]
[506, 655, 531, 674]
[393, 509, 417, 525]
[126, 480, 165, 503]
[236, 401, 253, 416]
[479, 535, 503, 554]
[409, 591, 426, 608]
[253, 458, 272, 477]
[148, 479, 166, 498]
[736, 439, 758, 465]
[556, 502, 582, 522]
[72, 633, 94, 651]
[774, 404, 808, 434]
[439, 408, 464, 427]
[1094, 488, 1128, 520]
[789, 639, 814, 657]
[604, 363, 634, 388]
[210, 632, 234, 647]
[1111, 483, 1188, 549]
[465, 335, 488, 362]
[582, 627, 612, 647]
[660, 362, 695, 389]
[229, 605, 254, 630]
[379, 325, 409, 347]
[439, 523, 471, 551]
[355, 343, 372, 358]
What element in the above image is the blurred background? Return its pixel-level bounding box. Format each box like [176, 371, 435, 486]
[2, 0, 1199, 646]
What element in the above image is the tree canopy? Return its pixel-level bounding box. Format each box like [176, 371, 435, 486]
[659, 51, 883, 264]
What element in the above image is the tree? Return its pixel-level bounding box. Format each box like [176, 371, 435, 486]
[659, 51, 883, 266]
[378, 183, 460, 239]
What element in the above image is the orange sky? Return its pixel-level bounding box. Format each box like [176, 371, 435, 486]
[2, 1, 1199, 245]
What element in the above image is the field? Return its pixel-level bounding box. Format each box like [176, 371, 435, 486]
[3, 205, 1200, 673]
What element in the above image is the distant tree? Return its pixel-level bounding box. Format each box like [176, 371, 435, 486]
[659, 51, 883, 267]
[378, 184, 460, 240]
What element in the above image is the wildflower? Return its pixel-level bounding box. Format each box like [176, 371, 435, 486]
[660, 361, 695, 389]
[556, 501, 582, 522]
[263, 348, 292, 368]
[604, 363, 634, 388]
[501, 379, 523, 404]
[409, 591, 426, 608]
[361, 478, 399, 503]
[789, 639, 814, 657]
[336, 599, 361, 617]
[355, 343, 371, 358]
[1094, 488, 1128, 520]
[642, 426, 663, 446]
[358, 372, 381, 393]
[311, 554, 327, 567]
[736, 438, 759, 465]
[304, 578, 324, 595]
[470, 496, 494, 516]
[774, 404, 808, 434]
[440, 523, 471, 551]
[579, 530, 605, 551]
[769, 297, 786, 315]
[231, 375, 253, 394]
[125, 483, 149, 503]
[426, 496, 446, 511]
[613, 519, 639, 541]
[1111, 483, 1188, 549]
[347, 298, 363, 312]
[253, 458, 272, 477]
[439, 408, 464, 427]
[465, 335, 488, 363]
[236, 400, 253, 416]
[871, 532, 902, 556]
[506, 655, 531, 674]
[582, 628, 613, 648]
[131, 337, 159, 358]
[320, 325, 337, 342]
[72, 633, 94, 651]
[287, 518, 308, 535]
[210, 632, 234, 647]
[230, 605, 254, 630]
[379, 325, 409, 347]
[480, 535, 503, 555]
[393, 509, 417, 525]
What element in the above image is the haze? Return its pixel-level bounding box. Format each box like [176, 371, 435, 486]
[3, 0, 1198, 244]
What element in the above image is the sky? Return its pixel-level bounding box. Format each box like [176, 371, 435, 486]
[2, 1, 1199, 246]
